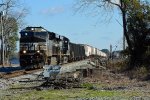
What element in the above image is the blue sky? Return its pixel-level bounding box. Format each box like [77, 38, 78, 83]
[21, 0, 123, 51]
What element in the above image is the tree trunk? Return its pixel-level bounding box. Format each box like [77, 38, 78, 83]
[122, 11, 132, 54]
[122, 9, 134, 70]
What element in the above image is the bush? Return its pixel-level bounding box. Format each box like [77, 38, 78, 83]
[81, 83, 95, 90]
[134, 66, 148, 79]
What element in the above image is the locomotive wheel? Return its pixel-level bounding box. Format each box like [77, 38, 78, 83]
[33, 64, 37, 69]
[39, 63, 42, 68]
[39, 62, 44, 68]
[37, 63, 39, 69]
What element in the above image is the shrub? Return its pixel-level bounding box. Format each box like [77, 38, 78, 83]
[81, 83, 95, 90]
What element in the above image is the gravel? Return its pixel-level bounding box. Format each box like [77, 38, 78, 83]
[0, 70, 43, 90]
[0, 79, 9, 89]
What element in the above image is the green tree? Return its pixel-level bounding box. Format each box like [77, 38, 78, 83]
[126, 0, 150, 67]
[101, 49, 110, 56]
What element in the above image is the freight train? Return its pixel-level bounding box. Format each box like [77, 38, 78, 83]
[19, 26, 107, 69]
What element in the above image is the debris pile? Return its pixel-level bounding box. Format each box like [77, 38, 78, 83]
[39, 77, 81, 89]
[40, 59, 102, 90]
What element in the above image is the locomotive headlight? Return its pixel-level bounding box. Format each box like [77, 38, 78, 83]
[37, 50, 40, 53]
[23, 50, 26, 54]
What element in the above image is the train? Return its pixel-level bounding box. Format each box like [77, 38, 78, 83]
[19, 26, 107, 69]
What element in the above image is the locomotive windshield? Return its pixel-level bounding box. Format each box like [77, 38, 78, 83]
[20, 32, 48, 42]
[20, 43, 46, 51]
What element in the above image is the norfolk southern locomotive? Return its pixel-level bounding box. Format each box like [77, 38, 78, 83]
[19, 27, 107, 69]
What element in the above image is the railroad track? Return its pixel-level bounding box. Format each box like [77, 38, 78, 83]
[0, 58, 99, 79]
[0, 62, 72, 79]
[1, 69, 43, 79]
[0, 61, 76, 79]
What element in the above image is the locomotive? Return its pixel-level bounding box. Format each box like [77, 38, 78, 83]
[19, 26, 107, 69]
[19, 27, 69, 69]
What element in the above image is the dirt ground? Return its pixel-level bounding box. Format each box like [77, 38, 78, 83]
[84, 68, 150, 90]
[0, 65, 150, 100]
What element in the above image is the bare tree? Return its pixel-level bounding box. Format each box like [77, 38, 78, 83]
[75, 0, 131, 51]
[0, 0, 28, 65]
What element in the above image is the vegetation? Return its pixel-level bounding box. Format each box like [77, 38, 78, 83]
[3, 17, 19, 61]
[0, 0, 27, 64]
[101, 49, 110, 57]
[75, 0, 150, 69]
[1, 86, 150, 100]
[81, 83, 95, 90]
[126, 0, 150, 68]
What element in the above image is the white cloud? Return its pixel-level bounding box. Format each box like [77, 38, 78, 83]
[41, 6, 65, 15]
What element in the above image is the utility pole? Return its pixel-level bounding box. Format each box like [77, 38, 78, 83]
[110, 44, 112, 59]
[0, 11, 4, 67]
[0, 3, 5, 67]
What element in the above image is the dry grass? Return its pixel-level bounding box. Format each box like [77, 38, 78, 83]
[107, 59, 150, 81]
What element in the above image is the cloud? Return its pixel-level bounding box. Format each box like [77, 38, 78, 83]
[41, 6, 65, 15]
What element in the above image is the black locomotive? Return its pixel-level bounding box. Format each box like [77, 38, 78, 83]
[19, 27, 69, 69]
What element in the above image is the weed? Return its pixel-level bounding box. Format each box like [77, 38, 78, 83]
[81, 83, 95, 90]
[133, 66, 148, 79]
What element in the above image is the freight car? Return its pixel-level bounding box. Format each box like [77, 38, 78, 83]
[68, 43, 107, 61]
[82, 44, 107, 58]
[19, 26, 107, 69]
[69, 43, 86, 61]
